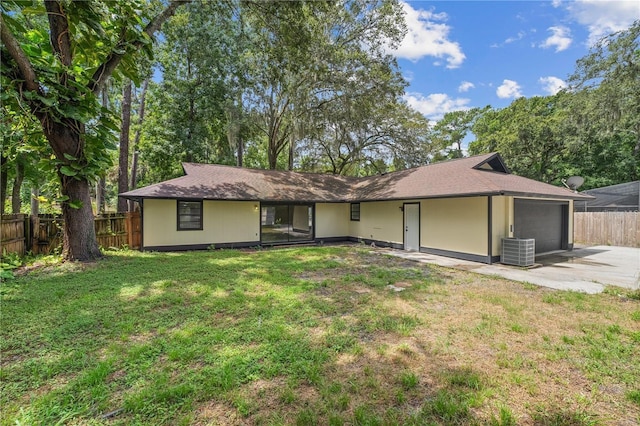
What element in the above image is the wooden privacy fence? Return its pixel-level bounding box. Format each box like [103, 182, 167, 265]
[574, 212, 639, 248]
[1, 214, 27, 256]
[1, 212, 141, 257]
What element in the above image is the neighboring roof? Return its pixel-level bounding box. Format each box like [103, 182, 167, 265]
[575, 181, 640, 210]
[120, 153, 592, 202]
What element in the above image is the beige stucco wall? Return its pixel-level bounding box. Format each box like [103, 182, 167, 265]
[143, 199, 259, 247]
[506, 196, 515, 238]
[349, 200, 404, 245]
[421, 197, 488, 256]
[491, 196, 510, 256]
[316, 203, 350, 238]
[142, 195, 575, 256]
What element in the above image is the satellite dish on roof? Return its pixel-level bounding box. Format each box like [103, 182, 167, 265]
[563, 176, 584, 192]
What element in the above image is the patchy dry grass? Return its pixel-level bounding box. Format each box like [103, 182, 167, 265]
[1, 246, 638, 425]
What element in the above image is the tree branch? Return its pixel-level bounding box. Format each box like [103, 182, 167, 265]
[144, 0, 191, 37]
[0, 14, 40, 92]
[89, 0, 191, 94]
[45, 1, 73, 67]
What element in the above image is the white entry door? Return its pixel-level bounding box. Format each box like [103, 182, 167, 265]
[404, 203, 420, 251]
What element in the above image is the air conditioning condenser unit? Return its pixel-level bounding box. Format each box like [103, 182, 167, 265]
[501, 238, 535, 267]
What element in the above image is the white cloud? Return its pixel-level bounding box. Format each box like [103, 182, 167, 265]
[540, 26, 573, 52]
[505, 31, 526, 44]
[552, 0, 563, 7]
[496, 80, 523, 99]
[403, 70, 414, 82]
[458, 81, 475, 92]
[389, 2, 465, 68]
[567, 0, 640, 45]
[539, 76, 567, 95]
[491, 30, 527, 48]
[403, 92, 470, 121]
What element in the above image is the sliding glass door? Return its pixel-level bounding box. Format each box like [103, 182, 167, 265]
[260, 203, 314, 243]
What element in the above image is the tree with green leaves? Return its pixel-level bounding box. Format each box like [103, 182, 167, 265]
[116, 79, 133, 213]
[469, 94, 568, 183]
[564, 20, 640, 187]
[430, 107, 489, 161]
[469, 21, 639, 188]
[1, 0, 188, 260]
[137, 1, 239, 185]
[300, 96, 431, 175]
[136, 0, 415, 177]
[242, 0, 326, 170]
[1, 97, 59, 214]
[243, 0, 407, 170]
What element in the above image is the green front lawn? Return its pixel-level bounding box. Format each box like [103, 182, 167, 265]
[1, 246, 638, 425]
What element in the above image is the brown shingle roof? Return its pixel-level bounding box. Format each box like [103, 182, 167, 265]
[120, 153, 592, 202]
[121, 163, 356, 202]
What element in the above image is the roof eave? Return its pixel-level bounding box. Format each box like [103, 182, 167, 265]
[118, 193, 144, 201]
[117, 194, 353, 203]
[120, 190, 593, 203]
[501, 191, 595, 201]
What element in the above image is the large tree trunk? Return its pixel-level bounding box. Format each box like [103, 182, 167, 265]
[129, 151, 139, 212]
[11, 159, 25, 213]
[288, 133, 295, 171]
[1, 0, 188, 261]
[131, 78, 149, 151]
[31, 187, 39, 216]
[130, 151, 139, 191]
[60, 175, 102, 261]
[268, 148, 277, 169]
[127, 79, 148, 211]
[45, 121, 102, 261]
[96, 177, 106, 213]
[117, 80, 132, 212]
[97, 87, 109, 213]
[237, 136, 243, 167]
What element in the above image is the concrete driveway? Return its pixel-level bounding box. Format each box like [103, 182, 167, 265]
[384, 245, 640, 294]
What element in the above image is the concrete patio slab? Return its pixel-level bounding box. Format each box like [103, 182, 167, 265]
[382, 245, 640, 294]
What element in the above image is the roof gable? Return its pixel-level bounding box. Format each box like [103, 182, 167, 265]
[472, 153, 510, 173]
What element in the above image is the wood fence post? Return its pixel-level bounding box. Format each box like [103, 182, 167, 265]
[30, 215, 38, 254]
[23, 215, 30, 256]
[126, 212, 133, 248]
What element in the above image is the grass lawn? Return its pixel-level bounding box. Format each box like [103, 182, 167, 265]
[1, 245, 639, 425]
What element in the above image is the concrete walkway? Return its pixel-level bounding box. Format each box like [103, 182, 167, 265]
[382, 245, 640, 294]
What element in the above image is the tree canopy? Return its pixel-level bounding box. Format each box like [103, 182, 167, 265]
[137, 0, 428, 180]
[469, 20, 639, 188]
[1, 0, 637, 262]
[1, 0, 187, 260]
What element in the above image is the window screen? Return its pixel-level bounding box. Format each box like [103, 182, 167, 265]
[177, 200, 203, 230]
[350, 203, 360, 221]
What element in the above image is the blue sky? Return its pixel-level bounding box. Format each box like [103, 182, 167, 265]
[386, 0, 639, 122]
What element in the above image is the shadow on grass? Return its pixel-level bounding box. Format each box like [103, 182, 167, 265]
[2, 248, 347, 423]
[0, 247, 605, 425]
[531, 407, 599, 426]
